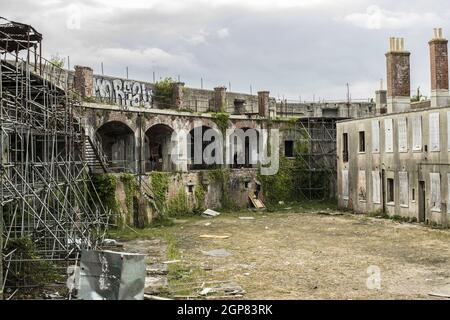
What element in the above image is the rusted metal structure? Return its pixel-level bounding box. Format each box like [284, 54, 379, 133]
[0, 18, 109, 299]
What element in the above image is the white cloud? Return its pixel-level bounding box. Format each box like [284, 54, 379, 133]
[216, 28, 230, 39]
[342, 5, 444, 30]
[96, 47, 195, 70]
[183, 30, 209, 45]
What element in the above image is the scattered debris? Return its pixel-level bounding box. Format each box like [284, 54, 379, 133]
[428, 284, 450, 298]
[172, 219, 189, 224]
[163, 259, 180, 264]
[239, 216, 255, 220]
[102, 238, 118, 246]
[265, 226, 269, 230]
[199, 282, 245, 296]
[249, 194, 266, 209]
[202, 249, 232, 257]
[145, 276, 169, 295]
[144, 294, 172, 300]
[314, 210, 343, 216]
[202, 209, 221, 217]
[284, 207, 293, 210]
[204, 222, 212, 226]
[199, 234, 230, 239]
[147, 263, 168, 275]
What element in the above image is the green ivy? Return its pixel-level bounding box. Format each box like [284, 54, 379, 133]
[91, 174, 121, 225]
[211, 112, 230, 133]
[120, 173, 137, 220]
[150, 172, 170, 214]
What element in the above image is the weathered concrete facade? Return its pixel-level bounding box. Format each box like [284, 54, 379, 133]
[337, 30, 450, 226]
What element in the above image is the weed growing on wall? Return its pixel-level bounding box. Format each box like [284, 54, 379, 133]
[211, 112, 230, 133]
[153, 77, 175, 108]
[167, 187, 190, 216]
[208, 168, 237, 211]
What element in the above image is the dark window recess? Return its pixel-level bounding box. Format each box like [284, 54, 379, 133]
[284, 140, 294, 157]
[412, 188, 415, 201]
[359, 131, 365, 152]
[343, 133, 349, 162]
[387, 178, 394, 202]
[244, 181, 249, 189]
[188, 185, 194, 193]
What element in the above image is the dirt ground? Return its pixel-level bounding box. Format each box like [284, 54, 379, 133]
[120, 209, 450, 300]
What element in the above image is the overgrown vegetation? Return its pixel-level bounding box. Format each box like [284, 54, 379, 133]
[153, 77, 175, 108]
[167, 187, 190, 216]
[50, 54, 65, 68]
[91, 173, 121, 225]
[211, 112, 230, 132]
[120, 173, 137, 220]
[208, 168, 237, 211]
[5, 237, 62, 288]
[258, 127, 334, 210]
[150, 172, 170, 215]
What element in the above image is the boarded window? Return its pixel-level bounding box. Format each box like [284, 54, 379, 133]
[358, 170, 366, 201]
[447, 173, 450, 212]
[342, 170, 349, 199]
[398, 117, 408, 152]
[385, 119, 393, 153]
[387, 178, 394, 203]
[372, 171, 381, 204]
[399, 171, 408, 206]
[429, 113, 440, 152]
[447, 112, 450, 151]
[430, 172, 441, 211]
[412, 116, 422, 151]
[371, 120, 380, 153]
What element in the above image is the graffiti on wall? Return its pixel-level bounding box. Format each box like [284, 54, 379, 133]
[93, 76, 153, 107]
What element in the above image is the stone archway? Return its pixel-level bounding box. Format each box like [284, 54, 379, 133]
[229, 127, 260, 168]
[145, 123, 174, 172]
[96, 121, 135, 172]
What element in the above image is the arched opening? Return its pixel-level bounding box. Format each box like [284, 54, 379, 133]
[188, 126, 220, 170]
[145, 124, 174, 172]
[230, 127, 260, 168]
[96, 121, 135, 172]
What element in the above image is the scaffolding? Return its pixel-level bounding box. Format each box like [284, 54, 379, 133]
[288, 117, 340, 200]
[0, 18, 109, 299]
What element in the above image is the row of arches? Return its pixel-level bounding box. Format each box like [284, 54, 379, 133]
[94, 121, 261, 172]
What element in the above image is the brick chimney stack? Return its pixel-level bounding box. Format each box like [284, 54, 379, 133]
[74, 65, 93, 98]
[386, 37, 411, 113]
[429, 28, 449, 107]
[258, 91, 270, 118]
[172, 82, 185, 110]
[214, 86, 227, 112]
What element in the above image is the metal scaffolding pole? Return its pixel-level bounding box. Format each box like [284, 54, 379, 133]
[0, 18, 109, 299]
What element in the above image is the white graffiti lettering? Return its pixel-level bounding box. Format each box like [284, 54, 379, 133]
[94, 76, 153, 107]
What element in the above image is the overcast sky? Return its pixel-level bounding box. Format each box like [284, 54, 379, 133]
[2, 0, 450, 101]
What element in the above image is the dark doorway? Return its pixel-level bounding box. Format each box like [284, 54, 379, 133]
[418, 181, 426, 222]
